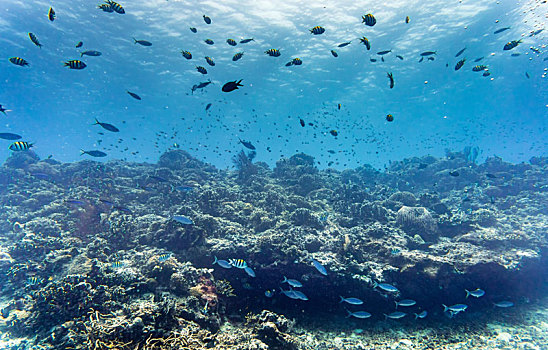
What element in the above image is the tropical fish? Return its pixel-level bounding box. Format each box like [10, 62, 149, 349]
[98, 4, 113, 12]
[127, 91, 141, 100]
[9, 57, 29, 67]
[373, 281, 399, 293]
[338, 42, 351, 47]
[362, 13, 376, 26]
[280, 287, 300, 300]
[340, 296, 363, 305]
[465, 288, 485, 298]
[76, 41, 83, 48]
[377, 50, 391, 55]
[387, 72, 394, 89]
[346, 310, 371, 319]
[9, 141, 33, 151]
[205, 103, 212, 111]
[189, 27, 197, 33]
[80, 50, 102, 57]
[493, 27, 510, 34]
[449, 170, 460, 177]
[427, 57, 435, 61]
[239, 138, 255, 150]
[0, 105, 11, 115]
[213, 256, 232, 269]
[405, 16, 410, 23]
[310, 26, 325, 35]
[226, 38, 237, 46]
[483, 71, 491, 77]
[386, 114, 394, 122]
[48, 7, 55, 21]
[94, 119, 119, 132]
[181, 50, 192, 59]
[330, 129, 338, 136]
[331, 50, 338, 57]
[455, 58, 466, 71]
[300, 119, 305, 127]
[442, 304, 468, 313]
[203, 15, 211, 24]
[385, 311, 406, 319]
[370, 58, 377, 62]
[174, 184, 194, 192]
[111, 261, 125, 268]
[494, 301, 514, 308]
[419, 57, 424, 63]
[27, 276, 41, 285]
[530, 47, 541, 54]
[396, 55, 404, 60]
[525, 72, 530, 79]
[395, 299, 416, 308]
[311, 258, 327, 275]
[28, 33, 42, 48]
[244, 266, 256, 277]
[472, 65, 488, 72]
[196, 66, 207, 74]
[134, 38, 152, 46]
[232, 52, 244, 61]
[229, 259, 247, 269]
[529, 29, 543, 36]
[414, 311, 427, 319]
[293, 290, 308, 300]
[204, 39, 214, 45]
[420, 51, 436, 56]
[205, 56, 215, 66]
[455, 47, 466, 57]
[106, 0, 124, 14]
[291, 58, 302, 65]
[172, 215, 194, 225]
[64, 60, 86, 69]
[503, 40, 521, 50]
[0, 133, 22, 140]
[240, 38, 254, 44]
[222, 80, 243, 92]
[282, 276, 302, 288]
[360, 37, 371, 50]
[265, 48, 281, 57]
[81, 150, 107, 157]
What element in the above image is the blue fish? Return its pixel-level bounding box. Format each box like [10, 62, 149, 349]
[346, 310, 371, 319]
[282, 276, 302, 288]
[443, 304, 468, 313]
[213, 256, 232, 269]
[244, 266, 256, 277]
[373, 281, 399, 293]
[339, 296, 363, 305]
[395, 299, 416, 308]
[158, 253, 172, 262]
[465, 288, 485, 298]
[172, 215, 194, 225]
[293, 290, 308, 301]
[384, 311, 407, 319]
[494, 301, 514, 308]
[311, 258, 327, 276]
[280, 287, 300, 300]
[414, 310, 427, 319]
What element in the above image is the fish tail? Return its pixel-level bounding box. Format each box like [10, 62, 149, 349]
[345, 309, 352, 318]
[442, 304, 448, 312]
[373, 281, 378, 288]
[133, 37, 137, 43]
[395, 301, 398, 309]
[93, 118, 99, 125]
[339, 296, 345, 303]
[213, 256, 218, 265]
[383, 313, 388, 320]
[414, 313, 418, 320]
[282, 276, 288, 284]
[80, 52, 83, 57]
[465, 289, 470, 299]
[237, 79, 243, 86]
[80, 150, 86, 156]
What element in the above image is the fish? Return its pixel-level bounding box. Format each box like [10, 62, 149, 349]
[311, 258, 327, 275]
[405, 16, 410, 23]
[181, 50, 192, 59]
[280, 287, 300, 300]
[226, 39, 237, 46]
[94, 119, 119, 132]
[420, 51, 436, 56]
[474, 57, 484, 62]
[282, 276, 302, 288]
[205, 103, 212, 111]
[338, 42, 351, 47]
[455, 47, 466, 57]
[172, 215, 194, 225]
[9, 57, 29, 67]
[81, 150, 107, 157]
[9, 141, 33, 151]
[525, 72, 530, 79]
[529, 29, 543, 36]
[360, 37, 371, 50]
[48, 7, 55, 21]
[442, 304, 468, 313]
[244, 266, 256, 277]
[189, 27, 197, 33]
[331, 50, 338, 57]
[449, 170, 460, 176]
[419, 57, 424, 63]
[293, 290, 308, 301]
[204, 39, 214, 45]
[494, 301, 513, 308]
[80, 50, 102, 57]
[299, 119, 305, 127]
[194, 80, 213, 91]
[202, 300, 209, 314]
[472, 65, 488, 72]
[64, 60, 86, 69]
[222, 80, 243, 92]
[111, 261, 125, 269]
[395, 299, 416, 308]
[370, 58, 377, 62]
[232, 52, 244, 61]
[291, 58, 302, 65]
[455, 58, 466, 71]
[265, 290, 274, 298]
[28, 33, 42, 48]
[362, 13, 376, 27]
[396, 55, 404, 60]
[127, 91, 141, 100]
[310, 26, 325, 35]
[196, 66, 208, 74]
[386, 114, 394, 122]
[98, 4, 113, 12]
[387, 72, 394, 89]
[76, 41, 83, 48]
[530, 47, 541, 54]
[346, 310, 371, 319]
[493, 27, 511, 34]
[106, 0, 125, 14]
[373, 281, 399, 293]
[427, 57, 435, 61]
[240, 38, 254, 44]
[213, 256, 232, 269]
[330, 129, 338, 136]
[377, 50, 391, 55]
[483, 71, 491, 77]
[385, 311, 406, 319]
[486, 173, 497, 179]
[0, 133, 22, 140]
[382, 57, 385, 62]
[265, 48, 281, 57]
[340, 296, 363, 305]
[27, 276, 41, 285]
[414, 311, 427, 319]
[205, 56, 215, 66]
[238, 138, 255, 150]
[133, 38, 152, 46]
[203, 15, 211, 24]
[229, 259, 247, 269]
[503, 40, 521, 50]
[465, 288, 485, 298]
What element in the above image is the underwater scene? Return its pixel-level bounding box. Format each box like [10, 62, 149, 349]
[1, 0, 547, 349]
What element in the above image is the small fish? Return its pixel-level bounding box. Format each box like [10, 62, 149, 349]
[265, 290, 274, 298]
[98, 4, 113, 12]
[525, 72, 530, 79]
[331, 50, 338, 57]
[390, 248, 400, 255]
[232, 52, 244, 61]
[107, 0, 125, 14]
[9, 57, 29, 67]
[300, 119, 305, 127]
[472, 65, 488, 72]
[414, 311, 427, 319]
[229, 259, 247, 269]
[204, 39, 214, 45]
[465, 288, 485, 298]
[503, 40, 521, 50]
[360, 37, 371, 50]
[9, 141, 33, 151]
[196, 66, 207, 74]
[420, 51, 436, 56]
[395, 299, 416, 308]
[396, 55, 403, 60]
[28, 33, 42, 48]
[181, 50, 192, 59]
[213, 256, 232, 269]
[111, 261, 125, 269]
[387, 72, 394, 89]
[474, 57, 484, 62]
[80, 50, 101, 57]
[291, 58, 302, 65]
[205, 103, 212, 111]
[338, 42, 351, 47]
[455, 58, 466, 71]
[127, 90, 141, 100]
[203, 15, 211, 24]
[244, 266, 256, 277]
[280, 287, 300, 300]
[0, 105, 11, 115]
[530, 47, 541, 54]
[362, 14, 376, 27]
[386, 114, 394, 122]
[48, 7, 55, 21]
[382, 57, 385, 62]
[405, 16, 410, 23]
[202, 300, 209, 314]
[377, 50, 391, 55]
[419, 57, 424, 63]
[319, 211, 329, 221]
[282, 276, 302, 288]
[385, 311, 406, 319]
[239, 138, 255, 150]
[370, 58, 377, 62]
[494, 301, 513, 308]
[493, 27, 511, 34]
[455, 47, 466, 57]
[373, 281, 399, 293]
[93, 119, 119, 132]
[64, 60, 86, 69]
[483, 71, 491, 77]
[310, 26, 325, 35]
[222, 80, 243, 92]
[240, 38, 254, 44]
[81, 149, 107, 157]
[172, 215, 194, 225]
[27, 276, 41, 285]
[205, 56, 215, 66]
[76, 41, 83, 48]
[427, 56, 435, 61]
[346, 310, 371, 319]
[340, 296, 363, 305]
[224, 39, 237, 47]
[330, 129, 338, 136]
[311, 258, 327, 275]
[442, 304, 468, 313]
[0, 133, 22, 140]
[133, 38, 152, 46]
[189, 27, 197, 33]
[449, 170, 460, 177]
[486, 173, 497, 179]
[529, 29, 543, 36]
[265, 48, 281, 57]
[293, 290, 308, 301]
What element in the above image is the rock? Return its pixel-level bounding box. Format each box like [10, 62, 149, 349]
[396, 206, 438, 241]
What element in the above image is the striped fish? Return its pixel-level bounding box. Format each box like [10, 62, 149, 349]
[204, 39, 214, 45]
[227, 38, 237, 46]
[229, 259, 248, 269]
[64, 60, 87, 69]
[48, 7, 55, 21]
[9, 57, 29, 66]
[9, 141, 33, 151]
[232, 52, 244, 61]
[158, 253, 172, 262]
[111, 261, 125, 268]
[181, 50, 192, 59]
[360, 37, 371, 50]
[472, 65, 488, 72]
[106, 0, 125, 14]
[205, 56, 215, 66]
[28, 33, 42, 48]
[362, 13, 376, 26]
[98, 3, 113, 12]
[265, 48, 281, 57]
[196, 66, 207, 74]
[310, 26, 325, 35]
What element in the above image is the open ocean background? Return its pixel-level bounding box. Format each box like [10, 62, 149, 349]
[0, 0, 546, 169]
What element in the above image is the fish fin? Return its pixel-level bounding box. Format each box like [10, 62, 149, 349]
[442, 304, 448, 312]
[465, 289, 470, 299]
[383, 313, 388, 320]
[414, 313, 418, 320]
[339, 296, 344, 303]
[373, 281, 378, 288]
[213, 256, 218, 265]
[80, 150, 86, 156]
[133, 37, 137, 43]
[345, 309, 352, 318]
[395, 301, 398, 309]
[80, 52, 83, 57]
[237, 79, 243, 86]
[282, 276, 287, 284]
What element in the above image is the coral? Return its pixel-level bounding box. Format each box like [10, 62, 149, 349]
[388, 191, 417, 206]
[232, 150, 258, 183]
[396, 206, 438, 241]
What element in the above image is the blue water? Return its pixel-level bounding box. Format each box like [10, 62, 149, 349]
[0, 0, 546, 169]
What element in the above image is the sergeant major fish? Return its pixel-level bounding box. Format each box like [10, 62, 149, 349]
[229, 259, 247, 269]
[28, 33, 42, 48]
[9, 141, 33, 151]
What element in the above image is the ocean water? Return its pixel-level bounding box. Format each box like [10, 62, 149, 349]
[0, 1, 547, 349]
